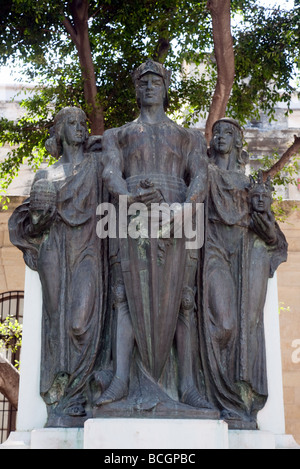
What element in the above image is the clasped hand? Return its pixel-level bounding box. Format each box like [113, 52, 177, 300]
[28, 206, 57, 236]
[250, 211, 277, 245]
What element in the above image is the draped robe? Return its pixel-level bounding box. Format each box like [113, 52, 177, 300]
[199, 164, 288, 429]
[9, 153, 108, 426]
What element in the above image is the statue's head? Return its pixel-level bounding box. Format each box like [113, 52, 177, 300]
[209, 118, 249, 172]
[132, 59, 171, 111]
[249, 170, 273, 213]
[29, 179, 57, 225]
[45, 107, 89, 159]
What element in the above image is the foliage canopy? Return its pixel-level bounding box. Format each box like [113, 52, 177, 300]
[0, 316, 22, 355]
[0, 0, 299, 194]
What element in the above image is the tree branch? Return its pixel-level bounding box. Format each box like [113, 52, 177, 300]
[263, 135, 300, 181]
[61, 16, 79, 48]
[205, 0, 235, 144]
[62, 0, 105, 135]
[152, 5, 176, 64]
[70, 0, 89, 24]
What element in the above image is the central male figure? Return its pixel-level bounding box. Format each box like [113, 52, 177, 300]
[96, 60, 211, 414]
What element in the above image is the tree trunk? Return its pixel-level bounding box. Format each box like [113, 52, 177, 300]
[205, 0, 235, 144]
[63, 0, 105, 135]
[0, 353, 19, 410]
[153, 5, 175, 64]
[153, 37, 171, 64]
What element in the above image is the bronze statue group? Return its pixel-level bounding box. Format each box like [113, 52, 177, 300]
[9, 60, 287, 430]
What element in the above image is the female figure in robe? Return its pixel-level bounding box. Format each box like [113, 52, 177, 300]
[199, 118, 287, 429]
[9, 107, 107, 426]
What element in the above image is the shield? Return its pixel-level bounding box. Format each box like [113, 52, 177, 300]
[120, 235, 187, 381]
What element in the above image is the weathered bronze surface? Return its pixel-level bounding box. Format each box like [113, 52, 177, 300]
[9, 62, 288, 429]
[93, 59, 216, 420]
[9, 107, 108, 426]
[199, 118, 287, 429]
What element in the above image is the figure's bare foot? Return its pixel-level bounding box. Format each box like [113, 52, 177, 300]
[92, 369, 114, 393]
[94, 376, 128, 407]
[181, 386, 214, 410]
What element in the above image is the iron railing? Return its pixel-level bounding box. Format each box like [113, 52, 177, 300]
[0, 291, 24, 444]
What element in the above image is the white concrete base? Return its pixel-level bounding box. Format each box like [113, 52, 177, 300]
[229, 430, 300, 450]
[84, 418, 228, 450]
[0, 431, 31, 450]
[0, 428, 84, 450]
[16, 267, 47, 432]
[1, 424, 299, 449]
[229, 430, 276, 449]
[275, 434, 300, 450]
[31, 428, 84, 450]
[257, 274, 286, 434]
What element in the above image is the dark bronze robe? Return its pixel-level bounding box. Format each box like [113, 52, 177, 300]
[9, 153, 108, 425]
[199, 163, 288, 429]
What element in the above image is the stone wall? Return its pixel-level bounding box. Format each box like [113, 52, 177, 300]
[0, 198, 25, 293]
[277, 202, 300, 445]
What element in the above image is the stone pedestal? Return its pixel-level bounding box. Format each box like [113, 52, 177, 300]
[257, 274, 285, 434]
[15, 267, 47, 432]
[2, 422, 299, 450]
[229, 430, 276, 450]
[84, 419, 228, 449]
[30, 428, 84, 450]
